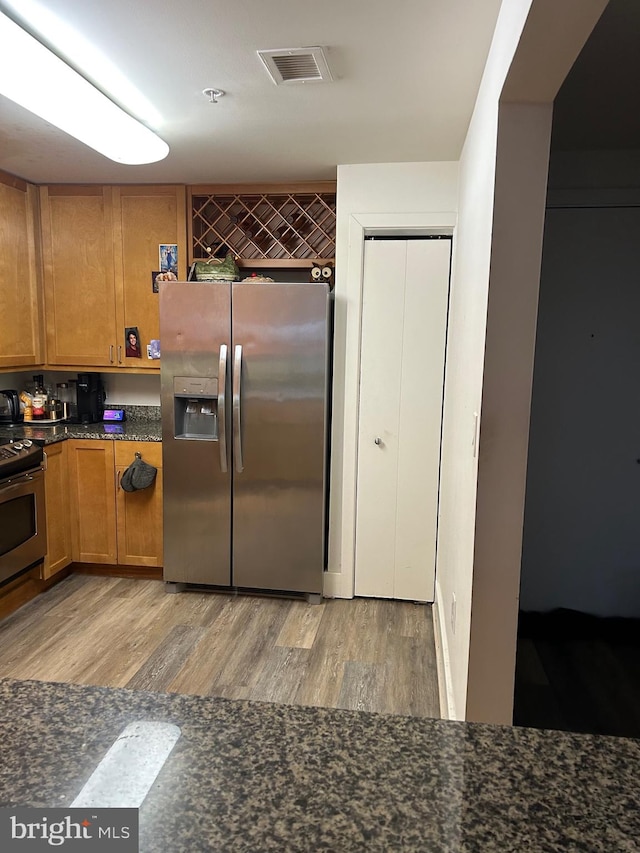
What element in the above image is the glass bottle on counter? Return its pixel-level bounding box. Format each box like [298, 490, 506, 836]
[31, 374, 47, 420]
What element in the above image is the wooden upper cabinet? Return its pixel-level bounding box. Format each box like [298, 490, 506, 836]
[40, 184, 186, 369]
[41, 185, 116, 367]
[113, 186, 187, 369]
[0, 175, 43, 367]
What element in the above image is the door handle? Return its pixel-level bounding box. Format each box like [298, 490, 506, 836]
[233, 344, 244, 473]
[218, 344, 228, 473]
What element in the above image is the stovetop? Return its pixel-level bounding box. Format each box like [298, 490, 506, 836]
[0, 439, 45, 479]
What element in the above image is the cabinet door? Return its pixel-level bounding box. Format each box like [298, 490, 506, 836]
[68, 440, 117, 563]
[40, 186, 117, 367]
[42, 442, 72, 579]
[113, 186, 186, 370]
[115, 442, 163, 566]
[0, 178, 43, 366]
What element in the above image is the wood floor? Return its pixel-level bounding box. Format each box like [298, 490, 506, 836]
[0, 572, 441, 719]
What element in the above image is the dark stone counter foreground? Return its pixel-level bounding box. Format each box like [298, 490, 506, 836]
[0, 678, 637, 852]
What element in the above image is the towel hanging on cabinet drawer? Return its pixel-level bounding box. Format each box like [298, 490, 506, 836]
[121, 452, 157, 492]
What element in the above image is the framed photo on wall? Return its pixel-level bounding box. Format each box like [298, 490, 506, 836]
[125, 326, 141, 358]
[159, 244, 178, 275]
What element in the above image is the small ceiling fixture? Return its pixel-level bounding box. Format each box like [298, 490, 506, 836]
[257, 47, 332, 85]
[0, 10, 169, 165]
[202, 88, 225, 104]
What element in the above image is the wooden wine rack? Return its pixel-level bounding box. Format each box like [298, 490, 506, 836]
[188, 183, 336, 267]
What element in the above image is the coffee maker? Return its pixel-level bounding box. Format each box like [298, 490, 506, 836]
[74, 373, 105, 424]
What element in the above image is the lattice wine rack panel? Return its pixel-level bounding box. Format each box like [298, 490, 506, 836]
[190, 187, 336, 265]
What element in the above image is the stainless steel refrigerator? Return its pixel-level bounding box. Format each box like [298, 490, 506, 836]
[160, 280, 331, 597]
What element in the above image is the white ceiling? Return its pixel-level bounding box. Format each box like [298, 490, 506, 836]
[0, 0, 502, 185]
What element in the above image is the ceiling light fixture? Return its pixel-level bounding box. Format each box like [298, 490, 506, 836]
[0, 11, 169, 165]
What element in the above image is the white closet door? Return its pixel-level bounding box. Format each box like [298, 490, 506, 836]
[355, 238, 450, 601]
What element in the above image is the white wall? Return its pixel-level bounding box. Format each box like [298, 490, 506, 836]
[464, 102, 554, 722]
[326, 162, 458, 598]
[2, 370, 160, 406]
[102, 372, 160, 406]
[437, 0, 608, 723]
[435, 0, 539, 722]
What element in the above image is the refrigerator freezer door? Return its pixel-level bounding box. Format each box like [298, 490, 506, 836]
[231, 283, 330, 594]
[160, 281, 232, 585]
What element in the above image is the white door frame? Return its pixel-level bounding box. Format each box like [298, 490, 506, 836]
[324, 211, 456, 599]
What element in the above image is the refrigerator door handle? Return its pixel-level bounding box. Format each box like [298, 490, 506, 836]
[233, 344, 244, 473]
[218, 344, 228, 473]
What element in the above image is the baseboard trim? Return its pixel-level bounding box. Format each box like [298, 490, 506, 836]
[322, 570, 353, 599]
[72, 564, 163, 581]
[433, 580, 457, 720]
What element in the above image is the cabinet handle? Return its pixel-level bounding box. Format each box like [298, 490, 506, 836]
[118, 345, 123, 364]
[116, 470, 121, 491]
[109, 345, 114, 363]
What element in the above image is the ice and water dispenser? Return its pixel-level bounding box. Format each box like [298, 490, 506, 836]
[172, 376, 218, 440]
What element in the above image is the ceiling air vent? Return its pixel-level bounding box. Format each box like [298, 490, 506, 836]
[257, 47, 332, 85]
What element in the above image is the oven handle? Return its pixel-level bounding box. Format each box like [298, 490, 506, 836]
[0, 465, 45, 493]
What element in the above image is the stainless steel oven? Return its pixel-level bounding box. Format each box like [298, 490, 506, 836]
[0, 440, 47, 586]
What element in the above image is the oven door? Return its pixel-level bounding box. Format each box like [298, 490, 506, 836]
[0, 467, 47, 585]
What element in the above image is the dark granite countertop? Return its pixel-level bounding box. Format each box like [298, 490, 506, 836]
[0, 677, 637, 852]
[0, 419, 161, 445]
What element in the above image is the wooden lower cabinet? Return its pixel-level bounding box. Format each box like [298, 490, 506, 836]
[68, 440, 117, 563]
[114, 442, 163, 567]
[67, 439, 162, 568]
[42, 442, 72, 579]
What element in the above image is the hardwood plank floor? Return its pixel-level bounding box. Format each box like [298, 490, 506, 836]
[0, 573, 441, 719]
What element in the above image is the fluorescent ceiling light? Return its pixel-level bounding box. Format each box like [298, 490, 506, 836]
[0, 0, 162, 126]
[0, 11, 169, 165]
